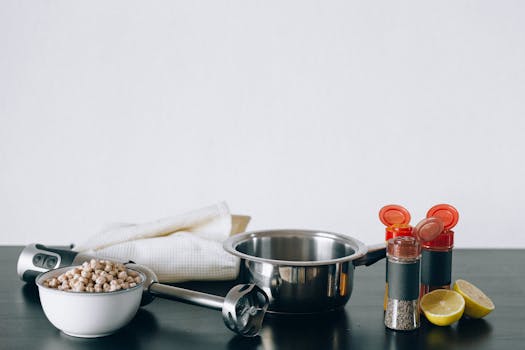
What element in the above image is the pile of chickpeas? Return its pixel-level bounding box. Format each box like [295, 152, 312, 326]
[42, 259, 142, 293]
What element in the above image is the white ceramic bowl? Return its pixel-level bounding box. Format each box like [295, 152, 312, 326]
[36, 266, 145, 338]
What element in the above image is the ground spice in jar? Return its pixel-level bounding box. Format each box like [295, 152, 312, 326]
[384, 236, 420, 331]
[384, 299, 419, 331]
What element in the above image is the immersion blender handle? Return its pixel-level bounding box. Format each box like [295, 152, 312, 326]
[148, 283, 224, 310]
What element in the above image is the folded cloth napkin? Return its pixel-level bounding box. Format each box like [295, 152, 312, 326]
[76, 202, 247, 283]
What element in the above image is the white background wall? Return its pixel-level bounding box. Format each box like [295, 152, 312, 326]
[1, 1, 524, 248]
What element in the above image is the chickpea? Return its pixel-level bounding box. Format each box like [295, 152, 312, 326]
[73, 282, 85, 292]
[43, 259, 142, 293]
[95, 276, 107, 285]
[48, 278, 58, 287]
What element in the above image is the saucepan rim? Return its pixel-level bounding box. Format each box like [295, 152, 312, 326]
[223, 229, 368, 267]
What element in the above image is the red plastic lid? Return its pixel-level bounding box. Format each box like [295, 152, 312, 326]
[427, 204, 459, 230]
[379, 205, 411, 227]
[385, 224, 413, 241]
[414, 217, 444, 242]
[422, 229, 454, 249]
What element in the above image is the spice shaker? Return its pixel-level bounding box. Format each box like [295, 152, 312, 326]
[420, 204, 459, 297]
[384, 236, 421, 331]
[379, 205, 412, 310]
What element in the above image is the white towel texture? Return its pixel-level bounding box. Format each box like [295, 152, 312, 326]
[76, 202, 246, 283]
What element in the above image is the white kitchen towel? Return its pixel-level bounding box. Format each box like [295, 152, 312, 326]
[76, 202, 244, 282]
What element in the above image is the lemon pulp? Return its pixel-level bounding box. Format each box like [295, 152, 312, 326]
[453, 279, 495, 319]
[420, 289, 465, 326]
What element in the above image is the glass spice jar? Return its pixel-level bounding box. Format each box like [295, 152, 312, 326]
[384, 236, 421, 331]
[420, 204, 459, 297]
[379, 205, 412, 311]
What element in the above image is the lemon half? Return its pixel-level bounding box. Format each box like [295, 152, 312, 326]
[453, 279, 495, 319]
[420, 289, 465, 326]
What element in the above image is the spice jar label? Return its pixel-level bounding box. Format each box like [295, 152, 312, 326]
[387, 261, 420, 300]
[421, 250, 452, 286]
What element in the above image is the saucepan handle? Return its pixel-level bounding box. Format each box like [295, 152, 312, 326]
[352, 243, 386, 266]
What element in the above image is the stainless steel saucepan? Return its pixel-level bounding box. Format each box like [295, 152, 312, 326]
[223, 229, 386, 315]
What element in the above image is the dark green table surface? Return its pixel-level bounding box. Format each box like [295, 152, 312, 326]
[0, 246, 523, 350]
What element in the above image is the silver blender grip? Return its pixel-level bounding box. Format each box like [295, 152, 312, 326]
[17, 243, 91, 282]
[148, 282, 268, 337]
